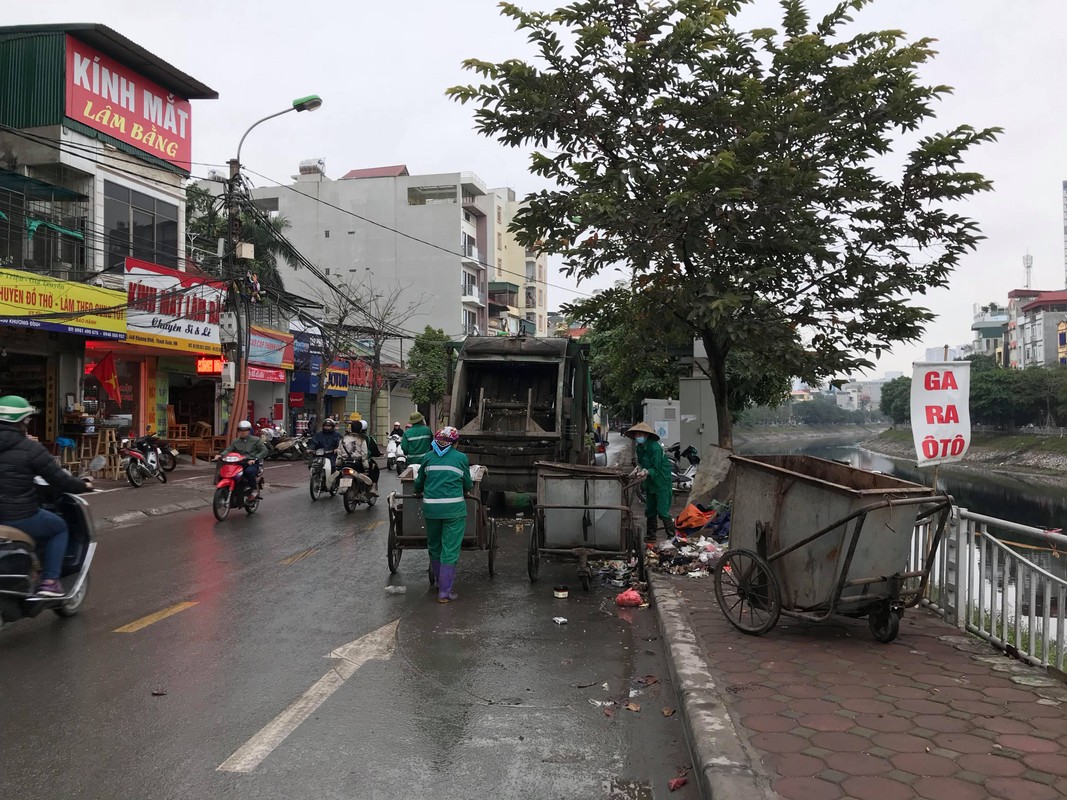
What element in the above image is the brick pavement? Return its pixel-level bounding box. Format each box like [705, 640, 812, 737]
[654, 573, 1067, 800]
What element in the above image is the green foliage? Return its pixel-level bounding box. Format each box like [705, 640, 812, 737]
[408, 326, 451, 408]
[963, 353, 999, 373]
[791, 397, 849, 425]
[450, 0, 999, 447]
[880, 376, 912, 425]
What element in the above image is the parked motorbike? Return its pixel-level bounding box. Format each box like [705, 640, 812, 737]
[386, 433, 402, 470]
[308, 449, 341, 501]
[0, 455, 104, 625]
[120, 432, 169, 487]
[666, 443, 700, 491]
[271, 429, 304, 461]
[212, 454, 263, 520]
[338, 455, 377, 512]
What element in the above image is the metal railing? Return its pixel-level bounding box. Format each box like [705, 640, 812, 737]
[912, 508, 1067, 670]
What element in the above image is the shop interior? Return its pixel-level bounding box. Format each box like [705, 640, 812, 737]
[0, 351, 48, 439]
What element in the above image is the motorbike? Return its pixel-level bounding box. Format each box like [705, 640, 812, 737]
[271, 429, 304, 461]
[0, 455, 104, 625]
[394, 441, 407, 475]
[666, 442, 700, 491]
[212, 454, 264, 520]
[386, 433, 402, 470]
[308, 449, 341, 501]
[338, 455, 377, 512]
[120, 432, 170, 487]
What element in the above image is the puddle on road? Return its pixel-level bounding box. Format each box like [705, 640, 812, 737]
[605, 778, 653, 800]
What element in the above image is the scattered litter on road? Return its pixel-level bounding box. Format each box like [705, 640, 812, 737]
[553, 617, 568, 625]
[616, 587, 643, 607]
[151, 689, 167, 696]
[384, 585, 407, 594]
[634, 675, 660, 687]
[662, 707, 675, 717]
[602, 682, 610, 691]
[571, 680, 598, 689]
[625, 701, 641, 713]
[629, 688, 641, 698]
[553, 585, 569, 598]
[667, 776, 688, 792]
[589, 699, 615, 708]
[604, 707, 615, 718]
[650, 534, 726, 577]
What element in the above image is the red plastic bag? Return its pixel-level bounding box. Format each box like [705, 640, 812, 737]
[668, 777, 688, 792]
[616, 588, 642, 607]
[676, 503, 714, 531]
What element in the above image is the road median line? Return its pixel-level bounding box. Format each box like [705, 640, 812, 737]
[114, 601, 199, 633]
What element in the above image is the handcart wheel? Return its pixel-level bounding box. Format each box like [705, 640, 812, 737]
[631, 523, 647, 583]
[579, 573, 591, 591]
[487, 521, 497, 578]
[868, 603, 901, 643]
[714, 548, 781, 636]
[527, 521, 540, 582]
[387, 509, 402, 574]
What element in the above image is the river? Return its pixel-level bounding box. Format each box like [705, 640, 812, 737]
[738, 436, 1067, 532]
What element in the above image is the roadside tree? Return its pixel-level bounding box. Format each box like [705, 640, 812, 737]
[450, 0, 999, 448]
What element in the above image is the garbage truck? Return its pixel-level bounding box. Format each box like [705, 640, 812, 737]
[444, 336, 595, 494]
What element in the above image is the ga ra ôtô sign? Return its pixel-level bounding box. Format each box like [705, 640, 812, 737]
[909, 361, 972, 467]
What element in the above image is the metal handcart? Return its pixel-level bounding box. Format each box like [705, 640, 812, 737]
[714, 454, 952, 643]
[527, 462, 646, 590]
[385, 464, 496, 584]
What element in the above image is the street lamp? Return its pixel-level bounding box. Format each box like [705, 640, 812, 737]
[224, 95, 323, 440]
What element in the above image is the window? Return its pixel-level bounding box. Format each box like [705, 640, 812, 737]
[324, 230, 330, 238]
[104, 180, 178, 268]
[325, 268, 331, 276]
[496, 232, 502, 250]
[496, 206, 502, 223]
[538, 289, 544, 307]
[408, 186, 457, 205]
[497, 257, 502, 275]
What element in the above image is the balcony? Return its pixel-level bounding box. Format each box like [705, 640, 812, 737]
[461, 242, 481, 266]
[461, 283, 485, 306]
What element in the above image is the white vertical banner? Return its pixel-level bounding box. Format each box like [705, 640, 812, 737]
[910, 361, 972, 467]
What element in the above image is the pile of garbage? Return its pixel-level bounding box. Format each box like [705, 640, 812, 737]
[649, 500, 731, 578]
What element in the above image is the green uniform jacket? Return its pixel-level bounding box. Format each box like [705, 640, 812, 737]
[223, 436, 269, 460]
[636, 439, 673, 496]
[413, 446, 474, 520]
[401, 424, 433, 464]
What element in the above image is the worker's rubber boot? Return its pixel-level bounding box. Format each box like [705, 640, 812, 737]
[437, 564, 458, 603]
[645, 517, 658, 543]
[430, 559, 441, 588]
[662, 516, 677, 541]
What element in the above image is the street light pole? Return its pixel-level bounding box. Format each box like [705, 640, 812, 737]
[223, 95, 322, 440]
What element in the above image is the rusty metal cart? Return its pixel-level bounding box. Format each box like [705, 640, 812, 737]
[527, 462, 646, 590]
[385, 465, 496, 583]
[714, 454, 952, 643]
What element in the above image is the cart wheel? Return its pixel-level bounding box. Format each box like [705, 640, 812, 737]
[487, 522, 497, 578]
[527, 522, 540, 583]
[387, 509, 402, 574]
[631, 524, 647, 582]
[579, 573, 591, 591]
[869, 604, 901, 643]
[714, 548, 781, 636]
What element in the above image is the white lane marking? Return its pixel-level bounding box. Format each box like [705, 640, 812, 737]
[217, 619, 400, 773]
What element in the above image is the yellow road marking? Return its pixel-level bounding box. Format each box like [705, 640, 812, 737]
[114, 601, 198, 633]
[281, 547, 318, 565]
[365, 520, 384, 531]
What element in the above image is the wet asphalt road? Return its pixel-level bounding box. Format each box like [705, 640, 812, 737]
[0, 462, 698, 800]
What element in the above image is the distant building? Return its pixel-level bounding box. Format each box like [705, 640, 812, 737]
[971, 302, 1008, 364]
[1018, 291, 1067, 367]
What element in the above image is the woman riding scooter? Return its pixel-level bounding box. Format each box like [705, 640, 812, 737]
[0, 396, 93, 596]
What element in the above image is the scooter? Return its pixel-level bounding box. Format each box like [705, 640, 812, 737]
[212, 454, 263, 521]
[271, 429, 304, 461]
[338, 455, 377, 512]
[0, 455, 104, 625]
[386, 433, 402, 470]
[308, 449, 341, 501]
[120, 432, 169, 487]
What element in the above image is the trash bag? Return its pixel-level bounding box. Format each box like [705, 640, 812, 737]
[615, 588, 643, 607]
[676, 503, 714, 532]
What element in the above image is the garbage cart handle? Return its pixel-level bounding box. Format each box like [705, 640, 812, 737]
[396, 492, 484, 509]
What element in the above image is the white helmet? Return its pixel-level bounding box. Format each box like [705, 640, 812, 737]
[360, 420, 369, 432]
[237, 420, 253, 431]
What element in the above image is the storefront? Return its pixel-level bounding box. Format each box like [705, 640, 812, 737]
[247, 326, 293, 426]
[289, 327, 348, 433]
[86, 258, 224, 436]
[0, 267, 126, 441]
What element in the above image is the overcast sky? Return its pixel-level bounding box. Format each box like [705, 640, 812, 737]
[13, 0, 1067, 378]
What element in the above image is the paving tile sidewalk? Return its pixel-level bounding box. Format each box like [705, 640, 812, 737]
[653, 573, 1067, 800]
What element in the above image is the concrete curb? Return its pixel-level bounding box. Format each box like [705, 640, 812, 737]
[97, 498, 210, 530]
[649, 572, 777, 800]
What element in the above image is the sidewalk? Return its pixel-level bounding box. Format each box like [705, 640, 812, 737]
[652, 572, 1067, 800]
[84, 460, 308, 529]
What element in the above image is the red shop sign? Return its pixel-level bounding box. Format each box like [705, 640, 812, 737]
[65, 36, 193, 171]
[288, 392, 304, 408]
[196, 357, 224, 375]
[248, 365, 285, 383]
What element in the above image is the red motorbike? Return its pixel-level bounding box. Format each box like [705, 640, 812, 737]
[212, 454, 263, 521]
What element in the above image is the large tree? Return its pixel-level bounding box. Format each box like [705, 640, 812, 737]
[449, 0, 998, 448]
[879, 375, 911, 426]
[408, 326, 453, 422]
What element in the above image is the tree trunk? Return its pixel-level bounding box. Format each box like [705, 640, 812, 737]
[701, 333, 733, 450]
[369, 346, 383, 436]
[313, 364, 328, 430]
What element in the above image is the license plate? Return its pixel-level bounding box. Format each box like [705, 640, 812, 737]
[170, 449, 179, 456]
[339, 478, 353, 489]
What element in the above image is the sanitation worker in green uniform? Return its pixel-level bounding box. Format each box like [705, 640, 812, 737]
[400, 411, 433, 467]
[625, 421, 676, 543]
[413, 425, 473, 603]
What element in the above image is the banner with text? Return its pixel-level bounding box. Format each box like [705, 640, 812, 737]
[0, 268, 126, 339]
[124, 258, 225, 354]
[65, 35, 193, 170]
[910, 361, 972, 467]
[248, 326, 294, 370]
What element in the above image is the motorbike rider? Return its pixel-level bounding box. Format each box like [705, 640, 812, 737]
[390, 421, 404, 439]
[400, 411, 433, 468]
[216, 420, 268, 499]
[342, 416, 381, 495]
[308, 418, 342, 471]
[0, 396, 93, 597]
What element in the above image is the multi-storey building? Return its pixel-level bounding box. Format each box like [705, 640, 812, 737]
[1018, 292, 1067, 367]
[971, 302, 1008, 364]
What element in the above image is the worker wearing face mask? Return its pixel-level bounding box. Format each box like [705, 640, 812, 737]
[624, 422, 675, 543]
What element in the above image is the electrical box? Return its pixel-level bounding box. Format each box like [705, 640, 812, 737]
[235, 242, 255, 260]
[219, 313, 238, 344]
[221, 362, 236, 389]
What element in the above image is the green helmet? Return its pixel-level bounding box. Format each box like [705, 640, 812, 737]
[0, 395, 34, 423]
